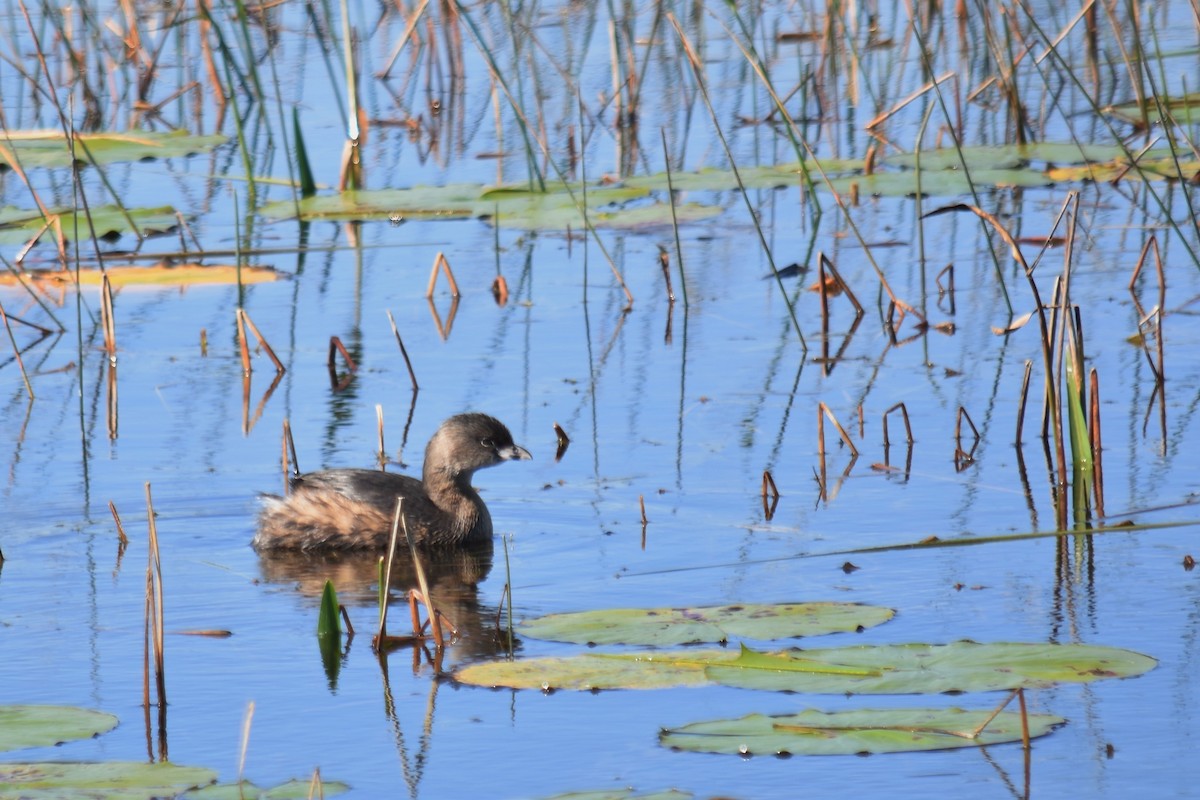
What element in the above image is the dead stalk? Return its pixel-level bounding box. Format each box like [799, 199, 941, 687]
[882, 403, 913, 446]
[376, 404, 386, 467]
[235, 308, 251, 375]
[818, 402, 859, 456]
[385, 310, 420, 391]
[240, 309, 285, 373]
[1015, 359, 1033, 444]
[426, 251, 460, 298]
[109, 500, 128, 545]
[0, 300, 35, 399]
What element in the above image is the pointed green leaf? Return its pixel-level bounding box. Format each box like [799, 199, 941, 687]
[291, 108, 316, 199]
[317, 580, 340, 639]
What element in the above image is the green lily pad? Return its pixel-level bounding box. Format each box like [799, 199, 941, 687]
[454, 641, 1155, 693]
[659, 707, 1065, 756]
[0, 130, 226, 170]
[0, 761, 216, 799]
[186, 778, 351, 798]
[517, 602, 894, 646]
[1105, 92, 1200, 124]
[0, 706, 119, 753]
[0, 205, 177, 245]
[491, 200, 721, 230]
[538, 791, 692, 800]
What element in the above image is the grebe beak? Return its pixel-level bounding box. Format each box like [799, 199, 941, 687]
[499, 444, 532, 461]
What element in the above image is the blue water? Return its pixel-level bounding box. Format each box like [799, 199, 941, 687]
[2, 2, 1200, 798]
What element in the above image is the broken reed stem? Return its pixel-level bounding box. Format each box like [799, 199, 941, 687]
[235, 308, 251, 375]
[818, 402, 859, 456]
[109, 501, 129, 545]
[236, 700, 254, 785]
[658, 249, 675, 302]
[144, 482, 166, 709]
[328, 336, 357, 372]
[955, 407, 980, 443]
[967, 688, 1020, 739]
[0, 300, 34, 399]
[282, 418, 299, 479]
[239, 309, 285, 373]
[385, 309, 419, 391]
[639, 494, 648, 525]
[1017, 687, 1031, 750]
[100, 273, 116, 360]
[1089, 368, 1105, 515]
[882, 403, 913, 446]
[401, 508, 443, 647]
[376, 404, 385, 466]
[818, 253, 864, 315]
[1015, 359, 1033, 445]
[761, 470, 780, 501]
[425, 252, 460, 298]
[378, 498, 403, 643]
[660, 127, 688, 307]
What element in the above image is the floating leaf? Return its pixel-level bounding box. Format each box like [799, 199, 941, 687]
[454, 641, 1155, 693]
[517, 602, 894, 646]
[0, 205, 177, 245]
[1105, 93, 1200, 124]
[0, 706, 118, 753]
[0, 264, 282, 289]
[659, 707, 1065, 756]
[1047, 156, 1200, 183]
[0, 130, 226, 170]
[187, 778, 351, 799]
[537, 791, 692, 800]
[0, 761, 216, 798]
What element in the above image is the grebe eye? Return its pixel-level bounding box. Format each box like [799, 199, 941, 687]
[480, 438, 494, 450]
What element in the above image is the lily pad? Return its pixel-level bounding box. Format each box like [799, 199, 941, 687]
[0, 761, 216, 799]
[517, 602, 895, 646]
[0, 130, 226, 170]
[659, 707, 1065, 756]
[538, 791, 691, 800]
[0, 706, 118, 753]
[186, 778, 351, 798]
[1047, 156, 1200, 183]
[454, 641, 1155, 693]
[0, 205, 177, 245]
[0, 264, 282, 289]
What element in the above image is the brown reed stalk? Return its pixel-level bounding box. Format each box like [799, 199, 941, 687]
[818, 402, 859, 456]
[377, 499, 403, 645]
[376, 405, 386, 467]
[328, 336, 358, 373]
[385, 310, 419, 391]
[236, 700, 254, 786]
[240, 309, 285, 373]
[401, 508, 443, 647]
[235, 309, 251, 375]
[1015, 359, 1033, 444]
[882, 403, 913, 446]
[761, 471, 780, 502]
[553, 422, 570, 461]
[491, 275, 509, 306]
[425, 252, 460, 298]
[281, 418, 299, 483]
[106, 362, 118, 440]
[144, 482, 166, 709]
[109, 501, 129, 545]
[100, 274, 117, 361]
[1089, 369, 1105, 516]
[0, 300, 35, 399]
